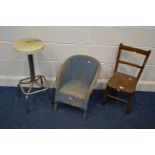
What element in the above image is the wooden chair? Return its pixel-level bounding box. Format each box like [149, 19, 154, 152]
[103, 43, 151, 113]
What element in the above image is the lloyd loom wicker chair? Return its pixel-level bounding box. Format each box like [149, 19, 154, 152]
[53, 55, 101, 120]
[103, 43, 151, 113]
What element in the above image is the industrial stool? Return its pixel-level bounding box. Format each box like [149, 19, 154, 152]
[13, 38, 50, 111]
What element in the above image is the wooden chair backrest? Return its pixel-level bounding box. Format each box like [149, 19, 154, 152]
[114, 43, 151, 80]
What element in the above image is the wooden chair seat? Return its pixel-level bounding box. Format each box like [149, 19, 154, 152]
[108, 72, 138, 93]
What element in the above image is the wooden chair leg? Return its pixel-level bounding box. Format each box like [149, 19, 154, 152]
[83, 110, 87, 120]
[53, 102, 58, 112]
[125, 93, 133, 113]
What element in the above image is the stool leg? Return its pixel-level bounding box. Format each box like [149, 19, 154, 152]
[25, 80, 34, 113]
[26, 95, 30, 113]
[17, 84, 22, 97]
[24, 55, 35, 113]
[40, 77, 43, 85]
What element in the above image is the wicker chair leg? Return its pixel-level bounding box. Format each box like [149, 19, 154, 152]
[125, 93, 133, 113]
[83, 110, 87, 120]
[53, 102, 58, 112]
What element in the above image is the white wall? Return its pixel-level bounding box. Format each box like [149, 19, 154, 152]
[0, 26, 155, 91]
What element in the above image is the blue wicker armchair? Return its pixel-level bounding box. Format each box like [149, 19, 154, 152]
[53, 55, 101, 120]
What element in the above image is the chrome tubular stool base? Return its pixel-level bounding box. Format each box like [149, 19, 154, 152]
[18, 75, 50, 95]
[18, 54, 50, 96]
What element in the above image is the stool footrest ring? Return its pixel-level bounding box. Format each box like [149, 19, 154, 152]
[18, 75, 50, 95]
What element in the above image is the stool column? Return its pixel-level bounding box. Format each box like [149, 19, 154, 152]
[28, 54, 35, 81]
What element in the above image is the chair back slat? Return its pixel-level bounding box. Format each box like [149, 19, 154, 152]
[120, 44, 150, 55]
[118, 60, 142, 69]
[114, 43, 151, 80]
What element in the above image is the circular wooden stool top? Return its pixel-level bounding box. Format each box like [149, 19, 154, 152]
[13, 38, 44, 55]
